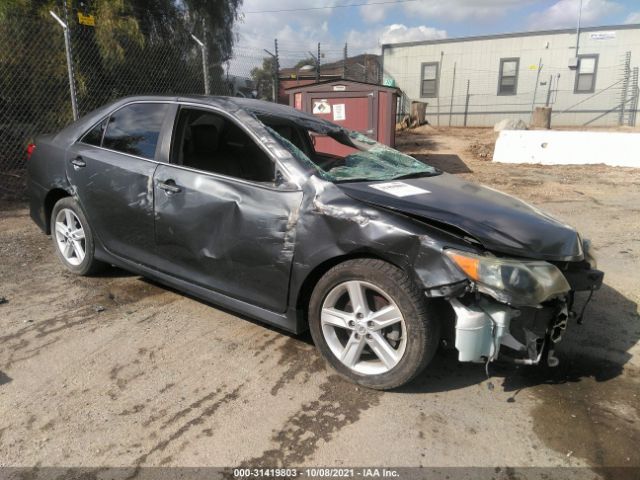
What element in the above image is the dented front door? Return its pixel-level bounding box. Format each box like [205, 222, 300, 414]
[152, 165, 303, 313]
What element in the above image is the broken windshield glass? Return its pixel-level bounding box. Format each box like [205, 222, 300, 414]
[267, 123, 439, 183]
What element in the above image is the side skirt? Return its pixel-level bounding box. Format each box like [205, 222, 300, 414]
[94, 249, 302, 334]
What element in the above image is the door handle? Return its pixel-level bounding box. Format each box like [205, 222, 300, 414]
[70, 156, 86, 168]
[158, 180, 182, 194]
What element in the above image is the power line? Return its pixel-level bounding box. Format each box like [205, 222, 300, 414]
[243, 0, 420, 14]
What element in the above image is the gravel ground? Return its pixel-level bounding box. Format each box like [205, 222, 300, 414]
[0, 127, 639, 474]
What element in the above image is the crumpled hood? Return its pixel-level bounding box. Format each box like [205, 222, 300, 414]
[337, 173, 583, 262]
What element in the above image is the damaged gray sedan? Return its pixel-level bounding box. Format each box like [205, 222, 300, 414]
[28, 96, 604, 390]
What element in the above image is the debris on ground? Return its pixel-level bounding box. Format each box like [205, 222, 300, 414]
[468, 141, 495, 160]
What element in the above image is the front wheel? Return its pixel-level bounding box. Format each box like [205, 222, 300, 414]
[308, 259, 440, 390]
[51, 197, 104, 276]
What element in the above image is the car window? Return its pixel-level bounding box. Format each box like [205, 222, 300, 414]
[80, 119, 107, 146]
[172, 107, 275, 183]
[102, 103, 169, 159]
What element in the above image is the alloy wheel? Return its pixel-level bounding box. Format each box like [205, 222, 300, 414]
[320, 280, 407, 375]
[54, 208, 86, 266]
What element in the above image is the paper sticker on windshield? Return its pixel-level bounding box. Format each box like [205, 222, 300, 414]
[370, 181, 430, 197]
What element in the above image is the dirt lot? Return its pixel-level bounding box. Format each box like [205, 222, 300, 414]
[1, 127, 639, 474]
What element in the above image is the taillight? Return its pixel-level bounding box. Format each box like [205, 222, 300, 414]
[26, 143, 36, 161]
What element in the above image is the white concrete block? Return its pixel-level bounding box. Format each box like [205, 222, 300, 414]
[493, 130, 640, 168]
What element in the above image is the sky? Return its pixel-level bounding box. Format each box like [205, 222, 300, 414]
[233, 0, 640, 65]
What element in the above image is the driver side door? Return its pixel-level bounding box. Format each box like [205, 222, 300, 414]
[152, 105, 304, 313]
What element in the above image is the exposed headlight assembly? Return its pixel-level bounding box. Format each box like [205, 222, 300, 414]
[445, 249, 571, 307]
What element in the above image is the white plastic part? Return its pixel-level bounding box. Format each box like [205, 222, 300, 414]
[449, 298, 519, 363]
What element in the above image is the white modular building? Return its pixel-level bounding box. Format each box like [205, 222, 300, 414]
[381, 24, 640, 127]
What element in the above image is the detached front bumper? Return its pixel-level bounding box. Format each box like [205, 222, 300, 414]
[445, 266, 604, 366]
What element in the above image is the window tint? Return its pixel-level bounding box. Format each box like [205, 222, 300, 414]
[103, 103, 169, 159]
[172, 108, 275, 183]
[498, 58, 519, 95]
[81, 119, 107, 146]
[420, 62, 439, 98]
[575, 55, 598, 93]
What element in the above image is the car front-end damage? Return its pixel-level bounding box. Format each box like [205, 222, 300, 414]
[441, 241, 604, 367]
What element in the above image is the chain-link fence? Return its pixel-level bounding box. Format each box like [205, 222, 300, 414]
[0, 7, 267, 198]
[392, 50, 640, 128]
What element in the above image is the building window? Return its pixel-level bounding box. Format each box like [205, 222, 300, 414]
[498, 58, 519, 95]
[574, 55, 598, 93]
[420, 62, 439, 98]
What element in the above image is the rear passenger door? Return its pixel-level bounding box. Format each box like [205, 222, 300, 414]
[66, 102, 174, 264]
[152, 105, 303, 313]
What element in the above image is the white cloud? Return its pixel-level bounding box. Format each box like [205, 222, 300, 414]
[527, 0, 623, 30]
[359, 2, 388, 23]
[345, 24, 447, 54]
[234, 0, 340, 67]
[380, 24, 448, 44]
[625, 12, 640, 24]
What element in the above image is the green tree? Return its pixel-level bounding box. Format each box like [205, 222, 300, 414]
[250, 56, 276, 101]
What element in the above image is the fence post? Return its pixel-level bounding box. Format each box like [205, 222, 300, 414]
[49, 9, 78, 120]
[190, 31, 209, 95]
[448, 62, 456, 127]
[529, 57, 542, 123]
[274, 39, 280, 103]
[630, 67, 639, 127]
[463, 80, 470, 127]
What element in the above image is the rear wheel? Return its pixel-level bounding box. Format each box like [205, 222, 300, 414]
[51, 197, 104, 275]
[309, 259, 440, 390]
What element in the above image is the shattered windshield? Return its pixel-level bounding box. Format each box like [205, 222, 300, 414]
[326, 131, 439, 182]
[267, 124, 439, 183]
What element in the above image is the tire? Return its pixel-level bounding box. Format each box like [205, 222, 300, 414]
[308, 258, 440, 390]
[50, 197, 105, 276]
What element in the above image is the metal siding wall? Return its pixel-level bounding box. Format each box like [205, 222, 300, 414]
[383, 28, 640, 127]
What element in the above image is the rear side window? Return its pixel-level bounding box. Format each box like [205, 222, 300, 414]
[80, 119, 107, 146]
[102, 103, 169, 159]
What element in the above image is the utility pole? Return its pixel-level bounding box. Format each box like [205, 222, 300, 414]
[575, 0, 583, 56]
[317, 42, 321, 82]
[343, 43, 348, 79]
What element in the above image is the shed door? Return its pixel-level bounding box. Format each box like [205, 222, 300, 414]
[309, 93, 374, 157]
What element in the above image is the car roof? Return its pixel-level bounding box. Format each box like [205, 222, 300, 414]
[54, 95, 342, 146]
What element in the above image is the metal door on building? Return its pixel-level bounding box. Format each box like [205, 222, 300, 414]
[308, 92, 375, 157]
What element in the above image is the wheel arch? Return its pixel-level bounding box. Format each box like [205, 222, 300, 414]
[43, 188, 72, 234]
[294, 250, 418, 330]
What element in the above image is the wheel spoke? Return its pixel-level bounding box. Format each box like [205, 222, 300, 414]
[369, 305, 403, 330]
[64, 209, 75, 228]
[321, 307, 354, 330]
[346, 281, 369, 316]
[55, 222, 67, 237]
[340, 332, 366, 367]
[63, 241, 74, 259]
[72, 240, 85, 262]
[366, 332, 400, 369]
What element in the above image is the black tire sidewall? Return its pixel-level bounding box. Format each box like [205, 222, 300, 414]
[309, 259, 439, 390]
[50, 197, 98, 276]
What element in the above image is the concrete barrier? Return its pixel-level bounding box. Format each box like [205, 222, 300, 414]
[493, 130, 640, 168]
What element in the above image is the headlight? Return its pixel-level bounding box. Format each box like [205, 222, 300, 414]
[445, 249, 571, 306]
